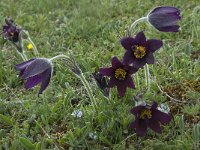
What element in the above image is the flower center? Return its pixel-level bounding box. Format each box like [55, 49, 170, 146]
[133, 45, 146, 58]
[140, 109, 152, 119]
[114, 68, 126, 80]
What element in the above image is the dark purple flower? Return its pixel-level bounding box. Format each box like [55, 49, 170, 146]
[130, 102, 172, 137]
[147, 6, 181, 32]
[92, 72, 109, 97]
[15, 58, 53, 95]
[2, 17, 21, 42]
[99, 57, 138, 97]
[121, 31, 163, 68]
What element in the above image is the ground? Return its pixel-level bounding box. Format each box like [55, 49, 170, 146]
[0, 0, 199, 149]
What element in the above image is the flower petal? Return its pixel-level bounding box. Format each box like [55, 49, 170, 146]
[135, 31, 146, 45]
[19, 69, 26, 77]
[156, 25, 180, 32]
[130, 105, 144, 115]
[99, 67, 114, 76]
[146, 53, 154, 64]
[15, 58, 36, 71]
[152, 109, 172, 124]
[122, 50, 135, 65]
[149, 6, 180, 16]
[128, 66, 139, 74]
[108, 76, 119, 88]
[38, 68, 52, 94]
[111, 57, 122, 69]
[117, 84, 126, 97]
[146, 39, 163, 52]
[148, 119, 162, 133]
[151, 102, 158, 109]
[124, 76, 135, 88]
[21, 58, 52, 79]
[24, 74, 43, 89]
[132, 58, 146, 68]
[136, 119, 148, 136]
[130, 119, 138, 129]
[120, 37, 136, 51]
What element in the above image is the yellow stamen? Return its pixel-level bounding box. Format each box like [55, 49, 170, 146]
[114, 68, 126, 80]
[134, 45, 146, 58]
[140, 109, 152, 119]
[27, 43, 33, 50]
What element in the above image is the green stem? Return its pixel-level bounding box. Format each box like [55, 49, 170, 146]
[9, 41, 27, 61]
[50, 54, 98, 113]
[16, 47, 27, 61]
[128, 17, 147, 35]
[22, 52, 28, 60]
[135, 73, 140, 90]
[78, 73, 98, 113]
[20, 30, 39, 56]
[144, 65, 150, 91]
[49, 54, 69, 61]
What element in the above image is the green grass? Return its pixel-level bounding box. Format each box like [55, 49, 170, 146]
[0, 0, 200, 149]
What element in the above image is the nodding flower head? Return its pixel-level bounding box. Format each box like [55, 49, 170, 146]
[130, 102, 172, 137]
[147, 6, 181, 32]
[121, 31, 163, 68]
[2, 17, 22, 42]
[15, 58, 53, 95]
[99, 57, 138, 97]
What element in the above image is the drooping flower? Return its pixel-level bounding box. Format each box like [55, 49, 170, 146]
[121, 31, 163, 68]
[147, 6, 181, 32]
[130, 102, 172, 137]
[99, 57, 138, 97]
[2, 17, 22, 42]
[15, 58, 53, 94]
[92, 72, 109, 97]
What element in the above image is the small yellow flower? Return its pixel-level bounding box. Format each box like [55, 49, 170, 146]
[27, 43, 33, 50]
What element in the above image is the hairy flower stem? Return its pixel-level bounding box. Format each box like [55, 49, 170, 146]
[50, 54, 98, 113]
[8, 40, 27, 61]
[128, 17, 147, 35]
[20, 52, 27, 61]
[144, 65, 150, 91]
[13, 44, 27, 61]
[77, 73, 98, 113]
[135, 73, 140, 90]
[20, 30, 39, 56]
[49, 54, 69, 61]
